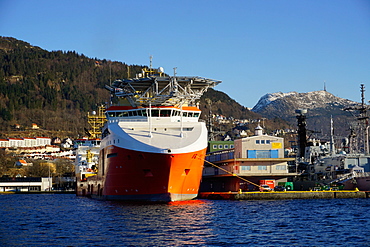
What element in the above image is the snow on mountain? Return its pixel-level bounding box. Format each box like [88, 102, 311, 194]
[252, 90, 357, 113]
[251, 90, 360, 138]
[252, 92, 297, 112]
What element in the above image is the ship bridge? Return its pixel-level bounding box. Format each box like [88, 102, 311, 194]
[105, 75, 221, 107]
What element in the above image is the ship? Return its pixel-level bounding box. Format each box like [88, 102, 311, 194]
[75, 64, 221, 202]
[294, 85, 370, 191]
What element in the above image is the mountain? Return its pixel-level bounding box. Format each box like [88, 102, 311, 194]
[0, 36, 145, 137]
[0, 37, 288, 139]
[252, 90, 361, 139]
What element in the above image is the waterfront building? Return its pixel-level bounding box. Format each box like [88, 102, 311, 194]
[0, 177, 52, 192]
[201, 125, 298, 192]
[208, 140, 234, 153]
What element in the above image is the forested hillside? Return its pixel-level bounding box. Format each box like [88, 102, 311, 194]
[0, 37, 144, 136]
[0, 37, 291, 139]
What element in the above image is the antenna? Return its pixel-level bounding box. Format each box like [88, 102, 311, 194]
[149, 55, 153, 69]
[173, 67, 177, 77]
[324, 80, 326, 91]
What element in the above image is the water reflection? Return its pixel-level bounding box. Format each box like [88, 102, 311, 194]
[0, 195, 369, 246]
[105, 199, 216, 246]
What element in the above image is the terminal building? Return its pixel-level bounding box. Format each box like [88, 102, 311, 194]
[201, 125, 298, 192]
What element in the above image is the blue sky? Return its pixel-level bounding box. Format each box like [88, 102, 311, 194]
[1, 0, 369, 108]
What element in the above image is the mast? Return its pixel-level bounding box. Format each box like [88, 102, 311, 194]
[344, 84, 369, 154]
[329, 115, 335, 155]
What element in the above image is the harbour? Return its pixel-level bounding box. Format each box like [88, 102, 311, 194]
[1, 193, 369, 246]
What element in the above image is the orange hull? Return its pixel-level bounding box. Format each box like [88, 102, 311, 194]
[77, 146, 206, 202]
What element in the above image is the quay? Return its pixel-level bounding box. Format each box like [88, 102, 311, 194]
[198, 190, 370, 200]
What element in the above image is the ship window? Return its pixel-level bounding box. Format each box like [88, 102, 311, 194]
[261, 140, 265, 144]
[188, 112, 194, 117]
[107, 153, 117, 158]
[121, 111, 129, 117]
[182, 112, 188, 117]
[230, 145, 234, 148]
[108, 112, 116, 117]
[151, 109, 160, 117]
[137, 110, 142, 116]
[161, 110, 171, 117]
[141, 110, 147, 116]
[213, 145, 217, 149]
[224, 145, 229, 149]
[266, 140, 271, 144]
[256, 140, 260, 144]
[172, 110, 180, 116]
[193, 112, 200, 117]
[218, 145, 223, 149]
[258, 166, 267, 170]
[117, 112, 124, 117]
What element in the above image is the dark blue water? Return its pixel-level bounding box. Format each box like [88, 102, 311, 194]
[0, 194, 369, 246]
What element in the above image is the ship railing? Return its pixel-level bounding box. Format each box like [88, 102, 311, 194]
[109, 119, 148, 123]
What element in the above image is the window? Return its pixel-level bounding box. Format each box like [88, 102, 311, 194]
[266, 140, 270, 144]
[151, 110, 160, 117]
[230, 145, 234, 148]
[161, 110, 171, 117]
[276, 165, 286, 170]
[256, 140, 260, 144]
[258, 166, 267, 170]
[107, 153, 117, 158]
[224, 145, 229, 149]
[218, 144, 223, 149]
[193, 112, 200, 117]
[261, 140, 265, 144]
[241, 166, 251, 171]
[213, 145, 217, 149]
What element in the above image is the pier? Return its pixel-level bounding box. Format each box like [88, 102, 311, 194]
[198, 190, 370, 200]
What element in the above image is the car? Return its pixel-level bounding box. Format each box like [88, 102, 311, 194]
[274, 186, 286, 192]
[260, 184, 272, 192]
